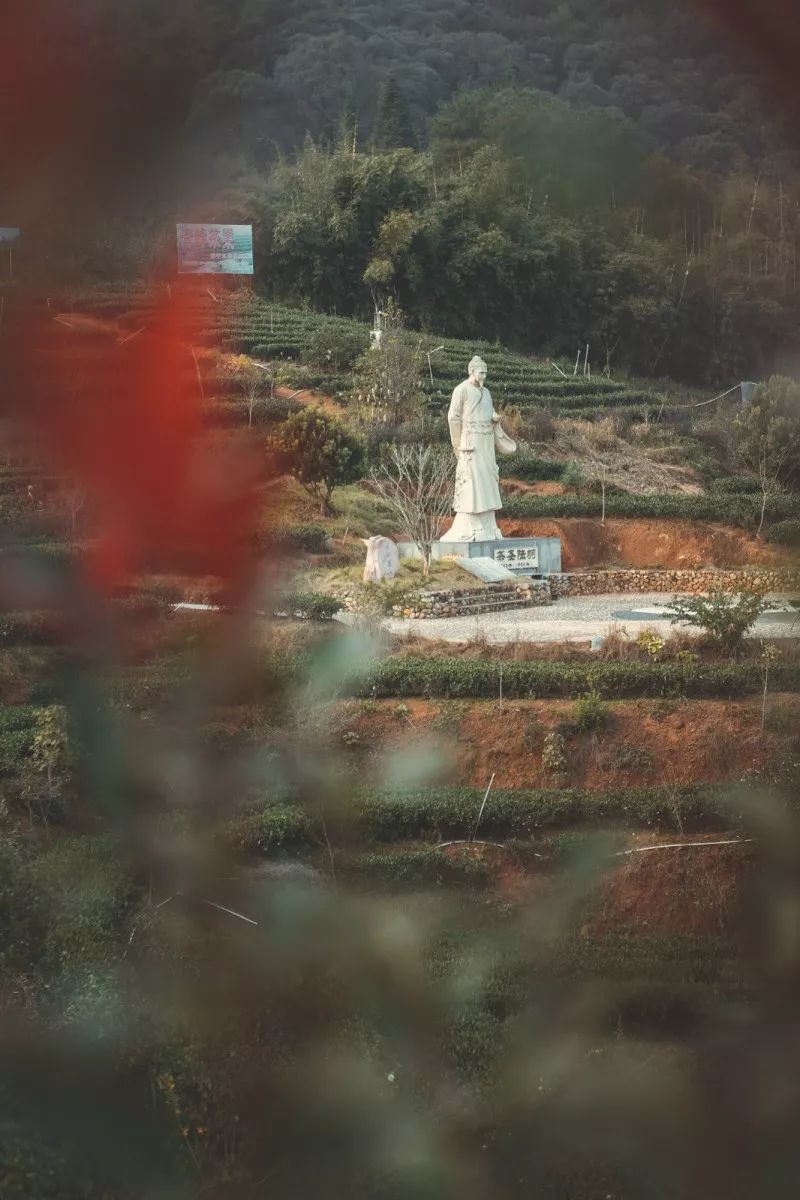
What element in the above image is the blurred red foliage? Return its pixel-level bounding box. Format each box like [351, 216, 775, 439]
[0, 285, 260, 594]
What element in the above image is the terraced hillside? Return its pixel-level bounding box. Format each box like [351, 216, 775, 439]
[3, 274, 800, 1192]
[216, 296, 676, 419]
[67, 286, 675, 420]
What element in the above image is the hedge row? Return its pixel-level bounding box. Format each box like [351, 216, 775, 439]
[499, 453, 565, 482]
[767, 519, 800, 548]
[426, 375, 627, 397]
[356, 784, 737, 840]
[262, 524, 330, 553]
[342, 847, 492, 888]
[501, 491, 800, 526]
[546, 405, 688, 424]
[348, 657, 800, 700]
[274, 591, 343, 621]
[223, 783, 746, 857]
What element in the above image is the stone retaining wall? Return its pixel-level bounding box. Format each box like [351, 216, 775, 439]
[390, 579, 551, 619]
[328, 567, 799, 620]
[550, 567, 799, 597]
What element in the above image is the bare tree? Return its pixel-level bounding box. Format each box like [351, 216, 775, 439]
[62, 481, 85, 539]
[241, 374, 265, 427]
[749, 435, 788, 538]
[733, 376, 800, 536]
[369, 444, 454, 577]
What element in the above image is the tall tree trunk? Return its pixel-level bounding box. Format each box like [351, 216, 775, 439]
[757, 487, 767, 537]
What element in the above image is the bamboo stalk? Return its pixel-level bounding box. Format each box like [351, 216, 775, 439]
[116, 326, 145, 347]
[615, 838, 755, 857]
[471, 774, 496, 843]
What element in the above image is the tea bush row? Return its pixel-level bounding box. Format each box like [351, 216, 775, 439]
[357, 784, 737, 840]
[498, 453, 565, 481]
[274, 591, 343, 621]
[263, 523, 330, 553]
[348, 657, 800, 700]
[223, 783, 744, 855]
[342, 847, 492, 889]
[501, 491, 800, 526]
[767, 519, 800, 547]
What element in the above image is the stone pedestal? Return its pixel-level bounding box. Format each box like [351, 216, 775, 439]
[397, 536, 562, 575]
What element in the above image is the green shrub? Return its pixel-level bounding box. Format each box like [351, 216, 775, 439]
[301, 323, 369, 371]
[561, 460, 588, 487]
[573, 689, 611, 731]
[767, 519, 800, 547]
[223, 804, 313, 854]
[275, 591, 343, 621]
[276, 408, 365, 514]
[669, 590, 771, 651]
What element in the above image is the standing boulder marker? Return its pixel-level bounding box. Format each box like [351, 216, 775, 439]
[362, 536, 400, 583]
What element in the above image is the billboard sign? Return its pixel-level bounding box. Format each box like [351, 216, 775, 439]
[176, 223, 253, 274]
[0, 228, 21, 243]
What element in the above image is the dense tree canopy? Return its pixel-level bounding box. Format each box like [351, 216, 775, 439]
[6, 1, 800, 386]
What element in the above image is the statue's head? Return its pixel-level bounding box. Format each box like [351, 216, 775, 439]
[468, 356, 488, 386]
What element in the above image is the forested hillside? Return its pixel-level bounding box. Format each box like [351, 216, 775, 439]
[7, 1, 800, 382]
[6, 0, 796, 192]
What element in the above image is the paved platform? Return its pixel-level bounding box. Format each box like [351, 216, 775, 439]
[339, 593, 800, 645]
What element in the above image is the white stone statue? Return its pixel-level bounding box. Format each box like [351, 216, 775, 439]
[440, 355, 516, 543]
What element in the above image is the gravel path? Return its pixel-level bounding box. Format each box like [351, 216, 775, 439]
[339, 593, 800, 645]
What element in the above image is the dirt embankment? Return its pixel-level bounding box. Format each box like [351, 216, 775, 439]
[590, 836, 755, 936]
[499, 517, 786, 571]
[338, 696, 798, 791]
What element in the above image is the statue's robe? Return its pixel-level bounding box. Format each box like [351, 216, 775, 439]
[441, 379, 504, 542]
